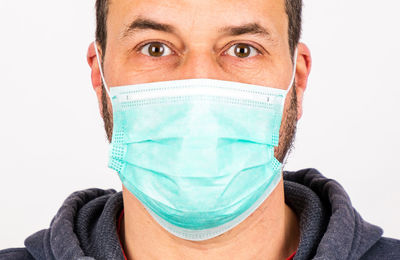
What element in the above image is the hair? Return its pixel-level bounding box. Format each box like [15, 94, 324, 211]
[95, 0, 303, 58]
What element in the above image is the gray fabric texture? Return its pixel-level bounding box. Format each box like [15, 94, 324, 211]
[1, 168, 399, 259]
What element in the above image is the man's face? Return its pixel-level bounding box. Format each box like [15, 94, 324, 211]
[92, 0, 310, 162]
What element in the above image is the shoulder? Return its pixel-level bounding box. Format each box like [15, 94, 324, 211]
[0, 248, 35, 260]
[361, 237, 400, 259]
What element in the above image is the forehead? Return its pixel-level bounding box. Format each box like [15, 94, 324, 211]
[107, 0, 288, 41]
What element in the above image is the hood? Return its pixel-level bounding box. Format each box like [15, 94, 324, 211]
[24, 188, 124, 260]
[284, 168, 383, 260]
[23, 169, 390, 260]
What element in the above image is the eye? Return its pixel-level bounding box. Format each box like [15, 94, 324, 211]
[226, 43, 259, 58]
[140, 42, 172, 57]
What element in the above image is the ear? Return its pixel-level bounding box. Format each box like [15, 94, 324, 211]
[87, 42, 103, 103]
[294, 43, 312, 120]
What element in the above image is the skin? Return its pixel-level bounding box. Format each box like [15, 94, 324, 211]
[87, 0, 312, 259]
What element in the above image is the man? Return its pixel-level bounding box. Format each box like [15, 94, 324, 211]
[1, 0, 399, 259]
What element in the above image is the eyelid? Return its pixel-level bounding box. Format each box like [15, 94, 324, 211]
[224, 42, 262, 59]
[221, 41, 264, 57]
[132, 40, 265, 58]
[135, 40, 177, 57]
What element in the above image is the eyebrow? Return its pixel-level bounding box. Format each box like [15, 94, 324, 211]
[122, 17, 176, 38]
[122, 17, 271, 39]
[218, 23, 271, 37]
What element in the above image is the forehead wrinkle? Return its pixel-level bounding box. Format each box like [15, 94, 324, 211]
[118, 16, 275, 45]
[121, 16, 177, 39]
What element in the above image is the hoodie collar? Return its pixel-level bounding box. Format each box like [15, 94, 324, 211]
[284, 168, 383, 260]
[25, 188, 123, 260]
[24, 169, 383, 260]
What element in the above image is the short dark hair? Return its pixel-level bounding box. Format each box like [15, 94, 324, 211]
[95, 0, 303, 58]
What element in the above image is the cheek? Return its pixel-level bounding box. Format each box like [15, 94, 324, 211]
[127, 53, 182, 72]
[279, 102, 289, 135]
[105, 52, 183, 86]
[218, 58, 277, 86]
[283, 90, 293, 112]
[280, 89, 296, 132]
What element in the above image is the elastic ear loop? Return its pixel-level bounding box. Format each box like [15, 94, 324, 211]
[93, 41, 111, 98]
[280, 48, 299, 167]
[285, 48, 299, 95]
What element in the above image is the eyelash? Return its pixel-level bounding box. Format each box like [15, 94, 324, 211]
[224, 42, 261, 58]
[136, 40, 176, 56]
[136, 41, 262, 58]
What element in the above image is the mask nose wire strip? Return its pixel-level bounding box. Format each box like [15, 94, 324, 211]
[93, 41, 111, 98]
[285, 48, 299, 95]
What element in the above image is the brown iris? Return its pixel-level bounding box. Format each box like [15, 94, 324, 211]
[148, 42, 165, 57]
[234, 44, 251, 58]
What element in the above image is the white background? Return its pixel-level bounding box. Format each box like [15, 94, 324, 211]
[0, 0, 399, 249]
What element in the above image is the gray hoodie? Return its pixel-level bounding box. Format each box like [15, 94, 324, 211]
[1, 168, 399, 259]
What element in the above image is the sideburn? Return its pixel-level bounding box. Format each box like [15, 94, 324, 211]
[274, 85, 298, 164]
[101, 83, 113, 143]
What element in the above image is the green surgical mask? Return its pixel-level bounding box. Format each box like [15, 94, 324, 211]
[95, 43, 297, 241]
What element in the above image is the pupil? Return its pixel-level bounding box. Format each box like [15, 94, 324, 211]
[235, 44, 250, 58]
[149, 43, 164, 57]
